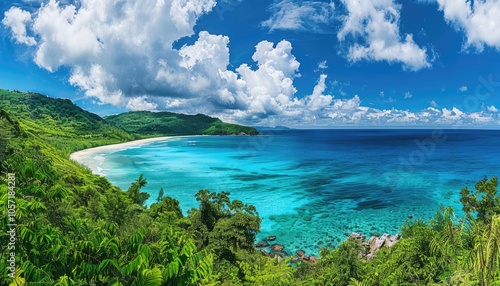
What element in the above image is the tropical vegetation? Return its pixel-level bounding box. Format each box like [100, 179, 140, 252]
[1, 89, 500, 285]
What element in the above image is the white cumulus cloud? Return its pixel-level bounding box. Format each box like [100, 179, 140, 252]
[442, 107, 464, 120]
[303, 74, 333, 111]
[437, 0, 500, 51]
[126, 96, 158, 111]
[487, 105, 499, 112]
[2, 7, 36, 46]
[3, 0, 217, 104]
[458, 85, 468, 92]
[338, 0, 432, 71]
[159, 38, 303, 121]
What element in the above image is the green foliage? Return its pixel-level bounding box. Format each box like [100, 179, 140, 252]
[464, 215, 500, 286]
[365, 235, 440, 285]
[0, 109, 23, 173]
[190, 190, 261, 252]
[238, 257, 295, 285]
[187, 190, 262, 285]
[105, 110, 259, 137]
[461, 176, 500, 223]
[127, 174, 150, 206]
[363, 219, 442, 285]
[297, 241, 364, 286]
[150, 196, 183, 219]
[158, 228, 214, 286]
[104, 187, 133, 225]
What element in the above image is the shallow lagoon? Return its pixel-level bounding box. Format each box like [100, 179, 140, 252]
[75, 129, 500, 255]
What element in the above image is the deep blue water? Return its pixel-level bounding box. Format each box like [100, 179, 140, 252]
[78, 129, 500, 255]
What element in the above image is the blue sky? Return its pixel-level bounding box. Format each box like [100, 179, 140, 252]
[1, 0, 500, 127]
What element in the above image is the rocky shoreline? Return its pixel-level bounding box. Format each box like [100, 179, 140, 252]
[348, 232, 401, 260]
[255, 232, 402, 263]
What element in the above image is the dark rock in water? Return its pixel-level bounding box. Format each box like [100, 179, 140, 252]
[255, 241, 269, 248]
[309, 256, 318, 263]
[302, 255, 310, 261]
[267, 235, 276, 241]
[408, 215, 413, 219]
[271, 244, 284, 252]
[296, 250, 306, 257]
[260, 249, 270, 257]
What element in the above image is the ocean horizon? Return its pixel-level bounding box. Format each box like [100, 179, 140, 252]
[73, 129, 500, 256]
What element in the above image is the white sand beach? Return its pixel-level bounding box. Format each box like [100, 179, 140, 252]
[70, 136, 174, 161]
[70, 136, 177, 174]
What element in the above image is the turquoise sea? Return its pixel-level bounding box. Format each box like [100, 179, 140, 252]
[77, 129, 500, 256]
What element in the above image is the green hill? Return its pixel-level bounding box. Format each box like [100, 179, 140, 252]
[0, 89, 134, 154]
[104, 111, 259, 137]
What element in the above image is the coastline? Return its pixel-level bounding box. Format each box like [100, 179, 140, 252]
[70, 133, 253, 162]
[70, 136, 174, 161]
[70, 136, 180, 169]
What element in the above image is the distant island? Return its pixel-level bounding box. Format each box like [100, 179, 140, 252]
[254, 125, 293, 131]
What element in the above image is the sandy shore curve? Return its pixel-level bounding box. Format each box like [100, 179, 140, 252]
[70, 136, 175, 161]
[69, 136, 181, 174]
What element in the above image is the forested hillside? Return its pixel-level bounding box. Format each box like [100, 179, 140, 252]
[0, 89, 134, 155]
[0, 106, 213, 284]
[105, 111, 259, 137]
[1, 89, 500, 285]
